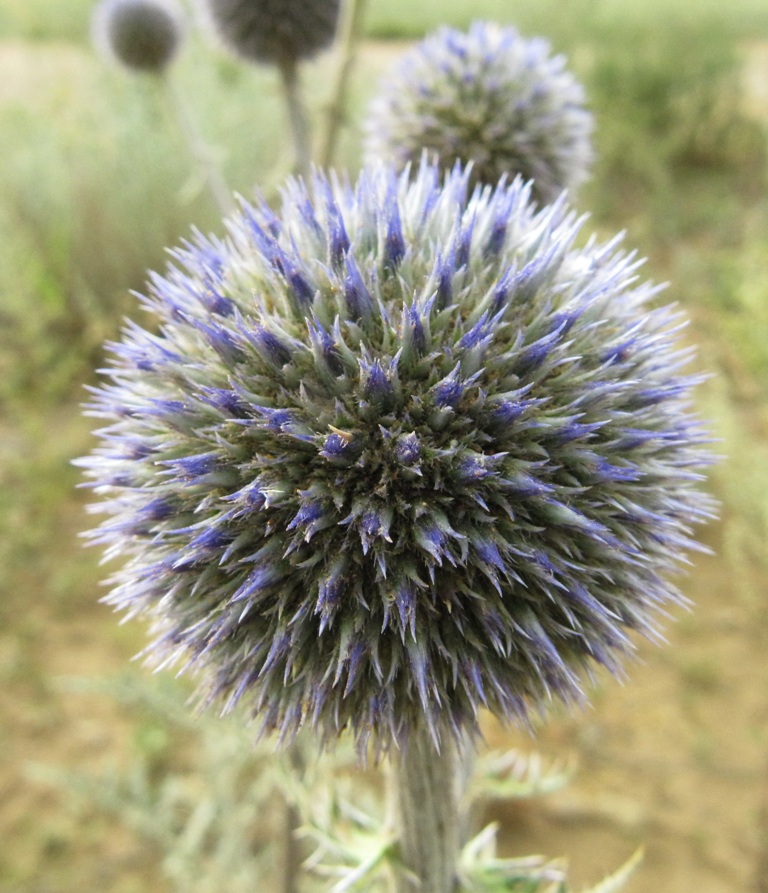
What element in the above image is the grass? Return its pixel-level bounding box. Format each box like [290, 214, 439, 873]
[1, 1, 768, 891]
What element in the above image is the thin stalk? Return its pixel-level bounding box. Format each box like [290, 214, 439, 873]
[756, 754, 768, 893]
[278, 59, 312, 183]
[162, 76, 234, 217]
[390, 727, 464, 893]
[319, 0, 369, 168]
[280, 741, 306, 893]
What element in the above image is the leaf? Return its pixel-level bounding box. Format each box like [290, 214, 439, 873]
[458, 823, 567, 892]
[579, 848, 643, 893]
[472, 749, 575, 802]
[329, 837, 396, 893]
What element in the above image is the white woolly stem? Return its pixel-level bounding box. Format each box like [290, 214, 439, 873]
[162, 76, 234, 217]
[278, 59, 312, 183]
[319, 0, 368, 168]
[390, 727, 466, 893]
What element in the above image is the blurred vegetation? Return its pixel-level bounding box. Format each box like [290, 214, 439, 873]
[4, 0, 768, 42]
[28, 674, 293, 893]
[1, 0, 767, 890]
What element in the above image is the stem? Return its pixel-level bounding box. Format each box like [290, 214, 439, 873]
[390, 727, 464, 893]
[319, 0, 369, 168]
[278, 59, 312, 183]
[281, 800, 302, 893]
[162, 76, 234, 217]
[756, 755, 768, 893]
[280, 741, 306, 893]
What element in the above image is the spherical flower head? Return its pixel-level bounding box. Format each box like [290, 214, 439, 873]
[92, 0, 186, 74]
[202, 0, 341, 68]
[364, 21, 594, 206]
[80, 160, 714, 754]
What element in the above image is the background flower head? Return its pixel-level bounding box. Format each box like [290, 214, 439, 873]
[92, 0, 186, 74]
[202, 0, 341, 68]
[364, 21, 594, 205]
[80, 160, 714, 753]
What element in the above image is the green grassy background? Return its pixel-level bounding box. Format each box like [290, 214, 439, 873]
[1, 0, 767, 890]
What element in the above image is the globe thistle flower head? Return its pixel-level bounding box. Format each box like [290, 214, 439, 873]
[202, 0, 341, 68]
[92, 0, 186, 74]
[79, 160, 714, 755]
[364, 21, 594, 206]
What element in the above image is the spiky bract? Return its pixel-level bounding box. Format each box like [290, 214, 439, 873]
[92, 0, 186, 74]
[365, 22, 594, 205]
[203, 0, 341, 67]
[80, 161, 713, 753]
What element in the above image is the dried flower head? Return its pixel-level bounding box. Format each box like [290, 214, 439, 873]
[92, 0, 186, 74]
[80, 161, 714, 753]
[364, 22, 594, 205]
[202, 0, 341, 68]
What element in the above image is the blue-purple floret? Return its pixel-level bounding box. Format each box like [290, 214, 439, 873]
[79, 160, 715, 754]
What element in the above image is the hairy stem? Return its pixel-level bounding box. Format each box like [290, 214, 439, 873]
[162, 76, 233, 217]
[319, 0, 369, 168]
[390, 727, 465, 893]
[278, 60, 312, 182]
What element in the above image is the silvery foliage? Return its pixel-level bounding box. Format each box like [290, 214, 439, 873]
[39, 675, 634, 892]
